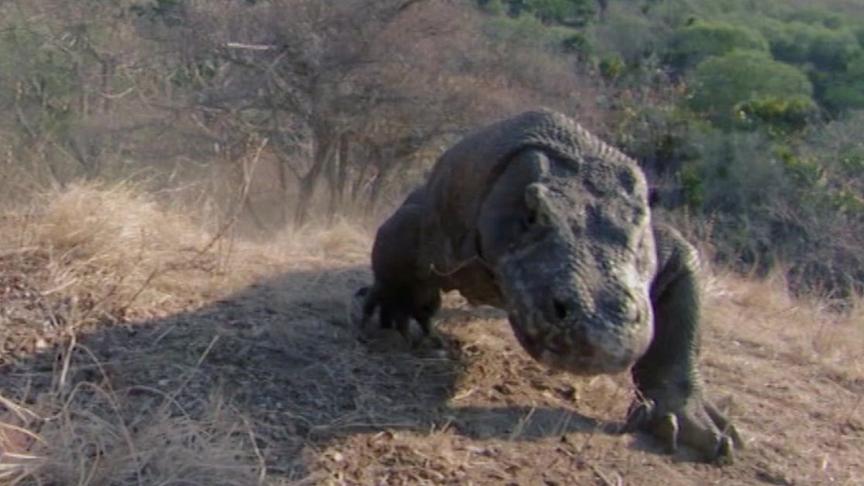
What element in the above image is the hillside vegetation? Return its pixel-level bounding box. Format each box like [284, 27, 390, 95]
[499, 0, 864, 296]
[1, 0, 864, 484]
[2, 0, 864, 293]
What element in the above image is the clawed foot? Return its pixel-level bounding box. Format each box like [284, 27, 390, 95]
[357, 326, 447, 359]
[624, 393, 743, 464]
[350, 285, 443, 351]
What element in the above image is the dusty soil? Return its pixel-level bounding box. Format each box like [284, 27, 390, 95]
[1, 250, 863, 485]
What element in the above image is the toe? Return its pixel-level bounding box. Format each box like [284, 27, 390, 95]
[624, 395, 742, 464]
[715, 435, 734, 465]
[651, 413, 679, 454]
[676, 404, 739, 463]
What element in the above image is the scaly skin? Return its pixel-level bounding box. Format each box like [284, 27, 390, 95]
[624, 224, 743, 463]
[356, 188, 441, 345]
[355, 110, 742, 462]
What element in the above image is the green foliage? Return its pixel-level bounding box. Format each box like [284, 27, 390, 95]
[759, 19, 860, 70]
[614, 100, 719, 166]
[736, 96, 816, 135]
[839, 149, 864, 175]
[775, 145, 824, 188]
[2, 0, 863, 294]
[686, 130, 790, 215]
[587, 6, 663, 63]
[808, 27, 860, 71]
[483, 0, 596, 26]
[479, 0, 506, 15]
[855, 25, 864, 48]
[829, 189, 864, 215]
[561, 32, 592, 57]
[481, 0, 594, 52]
[521, 0, 595, 27]
[483, 11, 579, 51]
[665, 20, 769, 71]
[804, 111, 864, 190]
[687, 50, 814, 126]
[784, 7, 846, 30]
[822, 54, 864, 111]
[598, 55, 625, 81]
[677, 131, 803, 269]
[494, 0, 864, 295]
[679, 165, 704, 208]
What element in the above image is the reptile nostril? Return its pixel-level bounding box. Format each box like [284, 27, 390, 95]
[553, 299, 569, 320]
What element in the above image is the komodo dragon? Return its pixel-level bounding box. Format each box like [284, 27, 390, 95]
[353, 109, 742, 463]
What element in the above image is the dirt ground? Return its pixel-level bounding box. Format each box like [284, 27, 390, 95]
[1, 210, 863, 484]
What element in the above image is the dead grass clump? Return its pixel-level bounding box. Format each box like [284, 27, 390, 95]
[0, 395, 43, 484]
[33, 182, 199, 263]
[0, 181, 246, 324]
[703, 268, 864, 380]
[268, 219, 371, 267]
[0, 185, 380, 484]
[1, 389, 263, 485]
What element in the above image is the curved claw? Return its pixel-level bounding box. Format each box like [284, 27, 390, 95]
[655, 413, 679, 454]
[705, 401, 745, 451]
[625, 396, 742, 464]
[716, 436, 734, 466]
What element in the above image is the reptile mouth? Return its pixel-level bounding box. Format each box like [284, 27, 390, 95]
[508, 309, 643, 375]
[498, 264, 647, 374]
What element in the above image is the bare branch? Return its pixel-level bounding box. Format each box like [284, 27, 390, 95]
[224, 42, 278, 51]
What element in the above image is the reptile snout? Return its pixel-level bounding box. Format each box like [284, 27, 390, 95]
[510, 287, 652, 375]
[544, 289, 643, 330]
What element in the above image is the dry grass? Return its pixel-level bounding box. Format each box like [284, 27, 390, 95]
[0, 182, 372, 485]
[702, 267, 864, 381]
[0, 182, 368, 323]
[1, 182, 862, 485]
[2, 388, 264, 485]
[4, 182, 225, 322]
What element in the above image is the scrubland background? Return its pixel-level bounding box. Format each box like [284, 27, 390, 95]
[0, 1, 863, 484]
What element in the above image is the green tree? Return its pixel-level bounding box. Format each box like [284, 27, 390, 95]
[785, 7, 846, 30]
[479, 0, 506, 15]
[736, 96, 816, 135]
[483, 0, 596, 26]
[808, 27, 860, 71]
[522, 0, 595, 26]
[665, 20, 769, 71]
[823, 54, 864, 111]
[687, 50, 814, 126]
[760, 19, 859, 70]
[586, 5, 661, 64]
